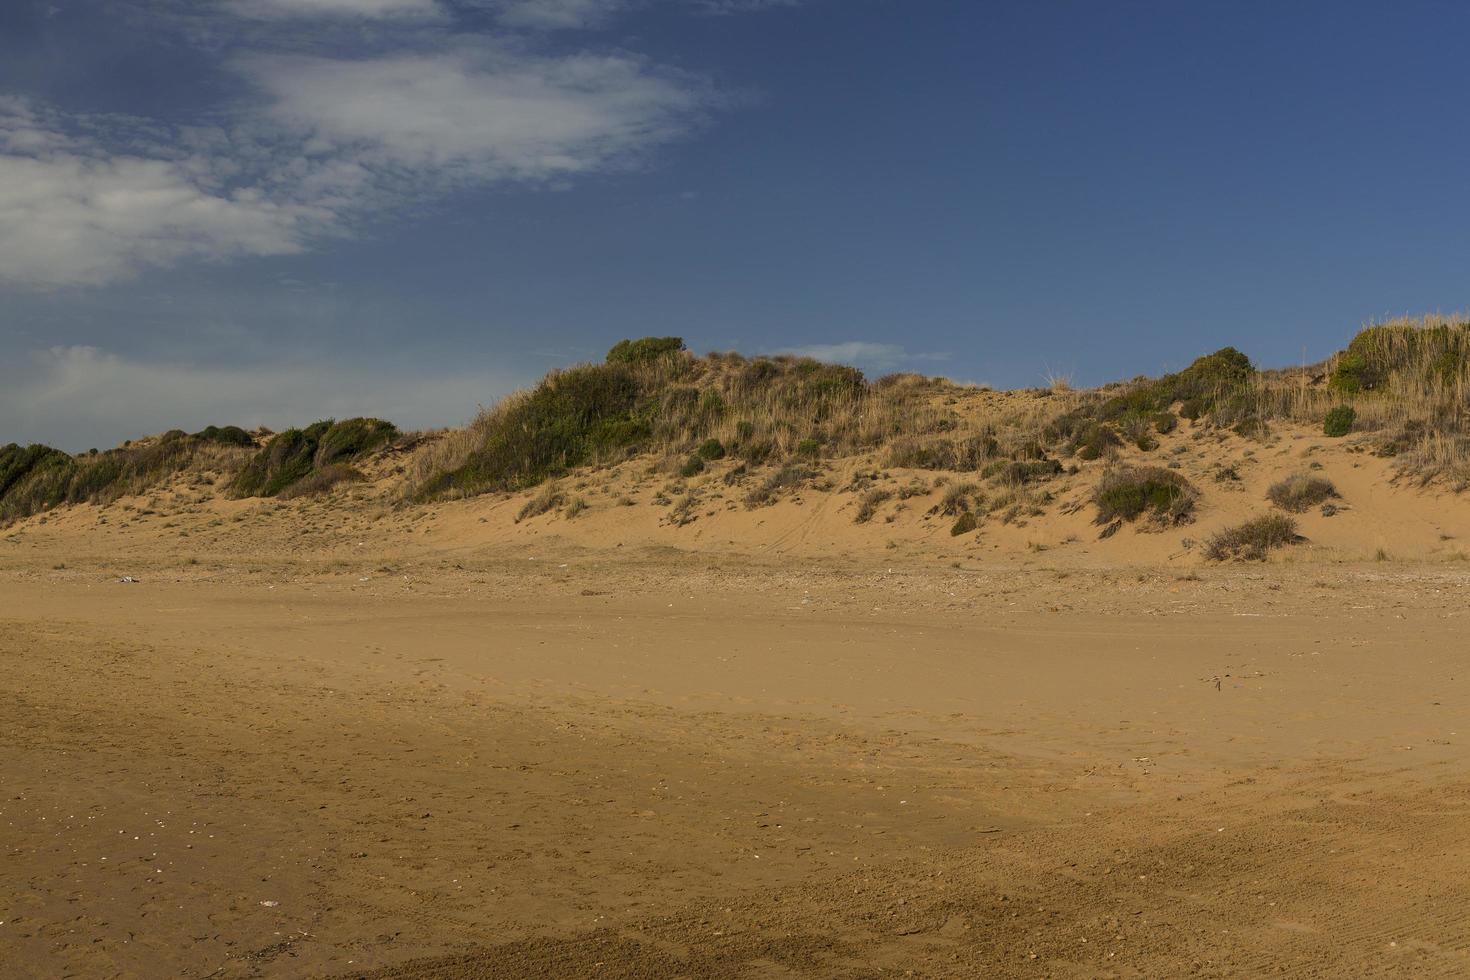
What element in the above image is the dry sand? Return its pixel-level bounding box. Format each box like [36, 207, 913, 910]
[6, 422, 1470, 977]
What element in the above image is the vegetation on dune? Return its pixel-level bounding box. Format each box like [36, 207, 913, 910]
[1267, 474, 1338, 513]
[230, 418, 396, 498]
[1323, 405, 1355, 437]
[1253, 316, 1470, 485]
[409, 337, 948, 501]
[854, 488, 892, 524]
[0, 429, 259, 524]
[1094, 466, 1198, 525]
[11, 316, 1470, 531]
[1205, 514, 1299, 561]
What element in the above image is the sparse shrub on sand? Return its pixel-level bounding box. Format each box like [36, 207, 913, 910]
[1205, 514, 1299, 561]
[745, 464, 814, 508]
[855, 488, 892, 523]
[1153, 411, 1178, 434]
[277, 463, 366, 499]
[950, 512, 978, 535]
[1071, 422, 1121, 460]
[1266, 474, 1338, 513]
[1094, 466, 1197, 525]
[885, 434, 999, 471]
[941, 481, 980, 516]
[1323, 405, 1355, 437]
[516, 483, 565, 522]
[1122, 417, 1158, 452]
[678, 456, 706, 478]
[984, 458, 1063, 484]
[696, 438, 726, 460]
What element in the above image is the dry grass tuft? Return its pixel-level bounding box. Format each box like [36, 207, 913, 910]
[1266, 474, 1338, 513]
[1205, 514, 1299, 561]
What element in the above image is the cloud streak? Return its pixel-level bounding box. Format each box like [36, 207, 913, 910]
[227, 0, 444, 19]
[241, 45, 708, 180]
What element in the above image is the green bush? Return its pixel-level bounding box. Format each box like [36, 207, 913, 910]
[424, 365, 645, 497]
[696, 438, 726, 460]
[606, 336, 686, 364]
[191, 425, 255, 447]
[232, 418, 397, 498]
[1072, 422, 1122, 461]
[1094, 466, 1197, 524]
[1205, 514, 1299, 561]
[950, 512, 978, 536]
[678, 455, 706, 478]
[1153, 412, 1178, 434]
[1098, 348, 1255, 421]
[1323, 405, 1355, 437]
[794, 438, 822, 459]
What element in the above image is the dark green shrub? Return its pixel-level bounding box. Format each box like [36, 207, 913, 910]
[424, 365, 644, 497]
[1153, 412, 1178, 434]
[1323, 405, 1355, 437]
[1094, 466, 1197, 524]
[1072, 423, 1122, 461]
[606, 336, 685, 364]
[794, 438, 822, 459]
[1205, 514, 1299, 561]
[1097, 348, 1254, 421]
[315, 418, 396, 467]
[678, 455, 706, 478]
[233, 417, 397, 498]
[950, 512, 978, 536]
[696, 438, 726, 460]
[191, 425, 255, 447]
[1178, 398, 1204, 420]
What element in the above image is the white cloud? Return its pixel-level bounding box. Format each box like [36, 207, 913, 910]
[777, 342, 951, 371]
[241, 45, 708, 182]
[0, 99, 324, 288]
[227, 0, 444, 19]
[2, 346, 523, 451]
[0, 40, 710, 288]
[492, 0, 627, 29]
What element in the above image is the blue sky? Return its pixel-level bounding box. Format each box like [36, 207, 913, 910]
[2, 0, 1467, 449]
